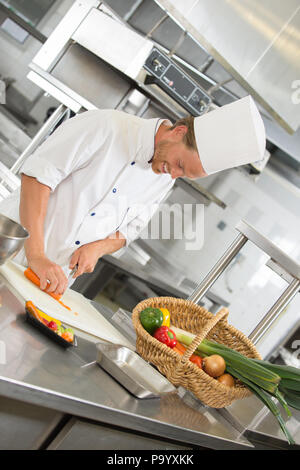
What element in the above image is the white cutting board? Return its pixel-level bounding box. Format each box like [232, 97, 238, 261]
[0, 261, 134, 350]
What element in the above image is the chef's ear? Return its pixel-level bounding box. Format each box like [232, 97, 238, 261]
[172, 125, 188, 139]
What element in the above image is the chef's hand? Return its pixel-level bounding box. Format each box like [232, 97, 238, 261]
[28, 256, 68, 296]
[69, 241, 103, 279]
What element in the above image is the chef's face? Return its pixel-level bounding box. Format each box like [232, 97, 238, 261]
[151, 126, 206, 179]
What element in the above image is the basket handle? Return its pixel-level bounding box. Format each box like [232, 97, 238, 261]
[180, 307, 229, 364]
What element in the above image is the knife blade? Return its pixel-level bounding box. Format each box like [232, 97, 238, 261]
[68, 264, 78, 281]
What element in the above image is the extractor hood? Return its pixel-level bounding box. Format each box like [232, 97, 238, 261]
[153, 0, 300, 135]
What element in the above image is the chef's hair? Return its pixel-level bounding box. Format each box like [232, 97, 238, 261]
[169, 116, 197, 151]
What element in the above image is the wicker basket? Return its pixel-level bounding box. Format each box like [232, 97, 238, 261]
[132, 296, 262, 408]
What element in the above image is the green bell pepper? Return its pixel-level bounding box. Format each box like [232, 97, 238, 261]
[139, 307, 163, 335]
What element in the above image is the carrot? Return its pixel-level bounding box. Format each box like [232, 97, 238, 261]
[173, 347, 183, 355]
[58, 300, 71, 311]
[174, 341, 186, 355]
[25, 300, 43, 323]
[190, 355, 203, 369]
[174, 341, 203, 368]
[24, 267, 62, 301]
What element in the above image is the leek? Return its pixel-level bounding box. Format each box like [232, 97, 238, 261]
[280, 378, 300, 392]
[280, 388, 300, 411]
[252, 359, 300, 381]
[275, 389, 292, 417]
[252, 358, 300, 409]
[226, 366, 295, 446]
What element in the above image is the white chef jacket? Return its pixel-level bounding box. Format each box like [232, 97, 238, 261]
[0, 109, 174, 276]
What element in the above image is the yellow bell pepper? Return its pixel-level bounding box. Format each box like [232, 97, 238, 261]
[36, 306, 62, 326]
[159, 308, 170, 327]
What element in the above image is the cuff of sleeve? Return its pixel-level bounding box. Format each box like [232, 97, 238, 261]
[118, 226, 139, 248]
[116, 230, 131, 248]
[20, 154, 65, 192]
[124, 237, 131, 248]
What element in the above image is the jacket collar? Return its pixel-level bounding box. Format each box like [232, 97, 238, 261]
[135, 118, 171, 168]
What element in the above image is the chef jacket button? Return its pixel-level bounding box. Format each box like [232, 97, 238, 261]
[91, 212, 96, 216]
[131, 161, 135, 165]
[75, 240, 80, 245]
[112, 188, 117, 193]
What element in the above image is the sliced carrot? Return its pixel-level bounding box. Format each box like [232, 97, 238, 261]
[25, 300, 43, 323]
[58, 300, 71, 311]
[24, 267, 62, 301]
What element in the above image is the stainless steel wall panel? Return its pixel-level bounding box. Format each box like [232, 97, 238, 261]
[155, 0, 300, 132]
[150, 17, 184, 49]
[173, 0, 299, 79]
[174, 35, 209, 69]
[246, 9, 300, 132]
[222, 80, 248, 99]
[104, 0, 138, 18]
[51, 44, 132, 109]
[166, 0, 200, 15]
[263, 118, 300, 164]
[128, 0, 166, 34]
[204, 61, 232, 85]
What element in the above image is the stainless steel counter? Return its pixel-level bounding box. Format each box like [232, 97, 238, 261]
[1, 275, 299, 449]
[0, 276, 252, 450]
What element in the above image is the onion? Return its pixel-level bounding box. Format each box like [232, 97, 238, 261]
[217, 373, 235, 387]
[203, 354, 226, 378]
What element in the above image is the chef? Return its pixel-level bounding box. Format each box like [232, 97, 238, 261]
[0, 95, 265, 296]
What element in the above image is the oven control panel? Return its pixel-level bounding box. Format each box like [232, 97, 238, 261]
[144, 47, 212, 115]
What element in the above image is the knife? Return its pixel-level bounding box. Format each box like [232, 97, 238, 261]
[68, 264, 78, 282]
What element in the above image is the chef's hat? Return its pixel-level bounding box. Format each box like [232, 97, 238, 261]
[194, 96, 266, 175]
